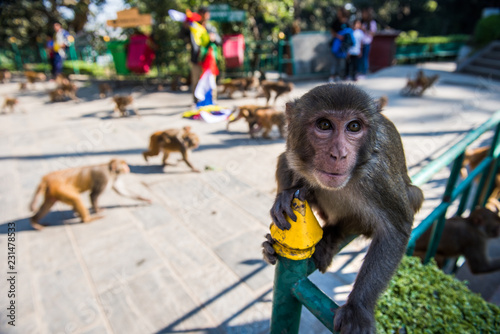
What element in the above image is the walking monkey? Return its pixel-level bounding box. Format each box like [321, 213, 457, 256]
[29, 159, 151, 230]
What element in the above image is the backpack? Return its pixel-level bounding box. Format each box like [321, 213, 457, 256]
[331, 27, 354, 59]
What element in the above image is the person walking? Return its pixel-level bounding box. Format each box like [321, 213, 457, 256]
[51, 22, 70, 78]
[359, 7, 377, 77]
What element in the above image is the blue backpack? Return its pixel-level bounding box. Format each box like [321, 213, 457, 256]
[331, 27, 354, 59]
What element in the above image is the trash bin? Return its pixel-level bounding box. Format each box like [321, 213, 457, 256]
[368, 30, 400, 73]
[107, 40, 130, 75]
[222, 34, 245, 68]
[126, 34, 155, 74]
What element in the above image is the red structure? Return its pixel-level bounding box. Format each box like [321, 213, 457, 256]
[222, 34, 245, 68]
[126, 34, 155, 74]
[368, 31, 400, 73]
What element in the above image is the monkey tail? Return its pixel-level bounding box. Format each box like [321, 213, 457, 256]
[29, 180, 47, 212]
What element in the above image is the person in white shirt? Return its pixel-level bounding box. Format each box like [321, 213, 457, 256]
[346, 20, 364, 81]
[359, 7, 377, 75]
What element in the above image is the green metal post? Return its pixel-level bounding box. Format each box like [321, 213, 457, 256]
[270, 257, 308, 334]
[423, 153, 464, 263]
[292, 278, 339, 332]
[68, 43, 80, 75]
[10, 40, 22, 70]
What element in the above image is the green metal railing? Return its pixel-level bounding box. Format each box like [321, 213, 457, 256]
[270, 110, 500, 333]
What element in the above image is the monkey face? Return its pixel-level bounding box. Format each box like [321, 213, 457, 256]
[305, 112, 367, 189]
[109, 159, 130, 174]
[183, 133, 200, 149]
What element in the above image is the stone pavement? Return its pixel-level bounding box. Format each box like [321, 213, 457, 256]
[0, 62, 499, 334]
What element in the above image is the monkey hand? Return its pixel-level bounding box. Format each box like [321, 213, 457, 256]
[262, 233, 278, 265]
[334, 302, 375, 334]
[270, 187, 307, 230]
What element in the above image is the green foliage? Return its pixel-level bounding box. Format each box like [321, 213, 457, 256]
[396, 34, 470, 46]
[474, 14, 500, 49]
[375, 256, 500, 334]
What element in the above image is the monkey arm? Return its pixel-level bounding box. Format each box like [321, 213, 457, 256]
[271, 153, 309, 229]
[334, 223, 409, 333]
[112, 178, 151, 202]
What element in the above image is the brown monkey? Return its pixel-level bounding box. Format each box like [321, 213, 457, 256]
[226, 104, 268, 131]
[1, 97, 19, 113]
[257, 80, 294, 105]
[142, 126, 200, 172]
[49, 88, 66, 102]
[0, 69, 12, 83]
[414, 207, 500, 273]
[29, 159, 151, 230]
[220, 77, 257, 98]
[59, 81, 79, 101]
[460, 145, 490, 179]
[19, 82, 27, 91]
[112, 94, 139, 117]
[99, 83, 113, 98]
[401, 70, 439, 96]
[24, 71, 47, 84]
[262, 84, 423, 334]
[242, 107, 285, 139]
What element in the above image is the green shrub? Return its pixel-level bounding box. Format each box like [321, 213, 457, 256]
[375, 256, 500, 333]
[396, 34, 470, 46]
[474, 14, 500, 48]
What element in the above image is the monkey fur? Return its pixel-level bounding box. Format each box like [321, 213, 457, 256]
[24, 70, 47, 84]
[415, 207, 500, 273]
[29, 159, 150, 230]
[401, 70, 439, 96]
[220, 77, 257, 98]
[226, 105, 268, 131]
[242, 107, 286, 139]
[49, 88, 66, 103]
[256, 80, 294, 105]
[112, 94, 138, 117]
[1, 97, 19, 113]
[0, 69, 12, 83]
[262, 84, 423, 334]
[142, 126, 200, 173]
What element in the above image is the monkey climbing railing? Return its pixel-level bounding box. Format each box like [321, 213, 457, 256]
[269, 110, 500, 333]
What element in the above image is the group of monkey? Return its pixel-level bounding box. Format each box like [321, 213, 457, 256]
[2, 66, 500, 332]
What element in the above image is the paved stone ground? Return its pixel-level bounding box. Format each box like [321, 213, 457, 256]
[0, 62, 499, 334]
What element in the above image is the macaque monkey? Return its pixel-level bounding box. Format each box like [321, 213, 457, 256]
[59, 81, 79, 101]
[460, 145, 490, 179]
[49, 88, 66, 103]
[262, 84, 423, 334]
[415, 207, 500, 273]
[226, 104, 267, 131]
[55, 74, 70, 86]
[29, 159, 151, 230]
[24, 71, 47, 84]
[257, 80, 294, 105]
[401, 70, 439, 96]
[242, 107, 285, 139]
[112, 94, 139, 117]
[99, 83, 113, 98]
[0, 69, 12, 83]
[220, 77, 257, 98]
[19, 82, 27, 91]
[142, 126, 200, 173]
[1, 97, 19, 113]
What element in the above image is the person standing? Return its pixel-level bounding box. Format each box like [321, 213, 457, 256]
[359, 7, 377, 77]
[182, 6, 221, 107]
[329, 7, 349, 83]
[346, 19, 364, 81]
[51, 22, 70, 78]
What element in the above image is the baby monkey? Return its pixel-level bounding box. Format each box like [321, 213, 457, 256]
[143, 126, 200, 172]
[112, 94, 139, 117]
[1, 97, 19, 113]
[29, 159, 151, 230]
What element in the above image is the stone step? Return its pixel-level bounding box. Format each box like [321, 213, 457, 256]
[472, 57, 500, 69]
[462, 64, 500, 79]
[484, 51, 500, 60]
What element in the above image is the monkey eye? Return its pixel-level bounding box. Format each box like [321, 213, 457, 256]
[347, 121, 361, 132]
[316, 118, 332, 131]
